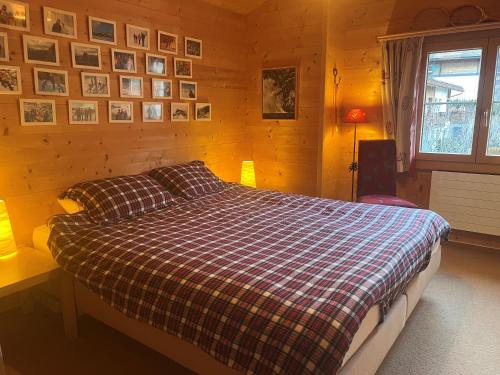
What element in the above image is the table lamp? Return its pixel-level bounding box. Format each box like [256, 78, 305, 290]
[0, 199, 17, 258]
[240, 161, 256, 188]
[344, 109, 367, 202]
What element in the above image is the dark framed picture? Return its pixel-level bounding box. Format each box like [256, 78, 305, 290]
[33, 67, 68, 96]
[126, 24, 149, 50]
[23, 35, 59, 66]
[179, 80, 197, 101]
[43, 7, 77, 39]
[171, 102, 189, 122]
[158, 31, 177, 55]
[152, 78, 172, 99]
[262, 66, 297, 120]
[71, 42, 101, 70]
[143, 102, 163, 122]
[0, 65, 21, 94]
[111, 48, 136, 73]
[119, 75, 143, 98]
[174, 57, 192, 78]
[146, 53, 166, 76]
[0, 32, 9, 61]
[88, 16, 116, 45]
[68, 100, 98, 125]
[185, 37, 202, 59]
[81, 72, 110, 97]
[19, 99, 56, 126]
[0, 0, 29, 31]
[195, 103, 211, 121]
[109, 101, 133, 123]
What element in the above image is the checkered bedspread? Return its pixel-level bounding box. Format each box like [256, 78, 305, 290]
[48, 185, 450, 374]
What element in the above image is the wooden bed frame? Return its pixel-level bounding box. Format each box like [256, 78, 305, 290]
[59, 242, 442, 375]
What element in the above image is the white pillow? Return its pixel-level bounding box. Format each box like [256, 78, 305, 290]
[57, 198, 85, 214]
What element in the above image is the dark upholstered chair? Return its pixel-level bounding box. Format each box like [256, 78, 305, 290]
[356, 140, 418, 208]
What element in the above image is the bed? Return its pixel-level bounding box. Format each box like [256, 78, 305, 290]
[39, 176, 449, 375]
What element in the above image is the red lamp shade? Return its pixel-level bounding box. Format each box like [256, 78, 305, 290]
[344, 109, 367, 123]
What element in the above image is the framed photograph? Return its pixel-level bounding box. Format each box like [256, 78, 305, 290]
[34, 68, 68, 96]
[0, 65, 21, 94]
[23, 35, 59, 66]
[126, 24, 149, 50]
[43, 7, 77, 39]
[262, 67, 297, 120]
[88, 16, 116, 45]
[158, 31, 177, 55]
[81, 72, 110, 97]
[111, 48, 136, 73]
[184, 37, 202, 59]
[71, 42, 101, 70]
[0, 32, 9, 61]
[143, 102, 163, 122]
[179, 80, 197, 101]
[174, 58, 192, 78]
[120, 75, 143, 98]
[146, 53, 166, 76]
[109, 101, 133, 123]
[0, 0, 29, 31]
[171, 102, 189, 122]
[19, 99, 56, 126]
[152, 78, 172, 99]
[68, 100, 98, 125]
[195, 103, 211, 121]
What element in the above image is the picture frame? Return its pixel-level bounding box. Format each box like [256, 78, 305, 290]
[171, 102, 189, 122]
[19, 99, 56, 126]
[179, 80, 197, 101]
[68, 100, 99, 125]
[0, 65, 21, 94]
[174, 58, 192, 79]
[81, 72, 110, 97]
[43, 7, 77, 39]
[111, 48, 136, 73]
[158, 31, 177, 55]
[262, 66, 297, 120]
[126, 24, 150, 50]
[0, 0, 29, 31]
[184, 37, 202, 59]
[33, 67, 68, 96]
[23, 35, 59, 66]
[146, 53, 167, 76]
[71, 42, 101, 70]
[0, 32, 9, 61]
[152, 78, 172, 99]
[109, 100, 133, 123]
[195, 103, 211, 121]
[143, 102, 163, 123]
[119, 75, 143, 98]
[88, 16, 116, 45]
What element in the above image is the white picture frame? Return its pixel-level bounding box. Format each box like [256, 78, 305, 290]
[19, 99, 56, 126]
[184, 36, 202, 59]
[119, 75, 143, 98]
[111, 48, 137, 73]
[0, 0, 30, 31]
[81, 72, 110, 97]
[23, 35, 59, 66]
[158, 31, 178, 55]
[126, 24, 150, 50]
[152, 78, 172, 100]
[0, 65, 21, 94]
[109, 100, 134, 124]
[143, 102, 163, 123]
[174, 57, 192, 79]
[71, 42, 102, 70]
[88, 16, 117, 45]
[195, 103, 211, 121]
[146, 53, 167, 76]
[33, 67, 69, 96]
[179, 80, 197, 101]
[68, 100, 99, 125]
[171, 102, 189, 122]
[0, 32, 9, 62]
[43, 7, 77, 39]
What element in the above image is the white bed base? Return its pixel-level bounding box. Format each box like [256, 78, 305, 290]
[59, 242, 442, 375]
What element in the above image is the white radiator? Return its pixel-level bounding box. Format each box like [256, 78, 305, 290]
[429, 171, 500, 236]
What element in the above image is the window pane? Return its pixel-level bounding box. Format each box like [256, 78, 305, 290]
[420, 49, 482, 155]
[486, 47, 500, 156]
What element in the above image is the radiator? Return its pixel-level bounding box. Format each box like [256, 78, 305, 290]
[429, 171, 500, 236]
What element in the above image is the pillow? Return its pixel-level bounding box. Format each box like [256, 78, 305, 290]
[57, 198, 85, 214]
[149, 160, 226, 199]
[60, 174, 177, 224]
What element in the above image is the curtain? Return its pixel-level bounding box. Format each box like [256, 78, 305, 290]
[381, 37, 424, 173]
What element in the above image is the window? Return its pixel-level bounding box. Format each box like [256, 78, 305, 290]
[417, 34, 500, 166]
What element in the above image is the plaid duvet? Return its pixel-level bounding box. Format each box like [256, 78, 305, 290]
[48, 185, 450, 375]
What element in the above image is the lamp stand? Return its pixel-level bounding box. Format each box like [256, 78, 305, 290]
[348, 122, 358, 202]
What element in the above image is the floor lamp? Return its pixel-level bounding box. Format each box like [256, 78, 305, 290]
[344, 109, 367, 202]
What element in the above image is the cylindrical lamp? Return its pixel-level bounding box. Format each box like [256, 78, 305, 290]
[0, 200, 17, 257]
[240, 161, 256, 188]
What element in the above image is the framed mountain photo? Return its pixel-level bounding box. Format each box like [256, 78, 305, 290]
[262, 66, 297, 120]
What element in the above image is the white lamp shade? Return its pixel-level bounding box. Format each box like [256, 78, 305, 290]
[240, 161, 256, 188]
[0, 200, 16, 256]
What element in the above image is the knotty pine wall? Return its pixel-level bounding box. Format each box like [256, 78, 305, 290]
[1, 0, 249, 245]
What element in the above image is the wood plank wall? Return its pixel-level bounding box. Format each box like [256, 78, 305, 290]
[0, 0, 249, 245]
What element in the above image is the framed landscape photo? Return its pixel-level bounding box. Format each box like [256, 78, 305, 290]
[109, 101, 133, 123]
[158, 31, 177, 55]
[81, 72, 110, 97]
[120, 75, 143, 98]
[143, 102, 163, 123]
[174, 58, 192, 78]
[146, 53, 166, 76]
[171, 102, 189, 122]
[111, 48, 136, 73]
[88, 16, 116, 45]
[23, 35, 59, 66]
[0, 0, 29, 31]
[195, 103, 211, 121]
[19, 99, 56, 126]
[43, 7, 77, 39]
[0, 32, 9, 61]
[152, 78, 172, 99]
[262, 66, 297, 120]
[34, 67, 68, 96]
[179, 80, 197, 101]
[0, 65, 21, 94]
[126, 24, 149, 50]
[68, 100, 98, 125]
[184, 37, 202, 59]
[71, 42, 101, 70]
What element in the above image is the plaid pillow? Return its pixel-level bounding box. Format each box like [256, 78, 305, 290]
[60, 174, 177, 224]
[149, 160, 226, 199]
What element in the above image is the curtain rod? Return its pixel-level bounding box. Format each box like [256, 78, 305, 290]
[378, 21, 500, 41]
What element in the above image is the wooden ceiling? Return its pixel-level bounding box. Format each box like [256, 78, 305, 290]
[201, 0, 268, 14]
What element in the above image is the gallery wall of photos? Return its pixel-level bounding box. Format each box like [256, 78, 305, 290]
[0, 0, 213, 126]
